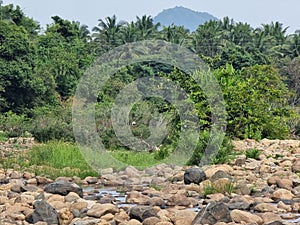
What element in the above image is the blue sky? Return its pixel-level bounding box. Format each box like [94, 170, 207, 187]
[2, 0, 300, 33]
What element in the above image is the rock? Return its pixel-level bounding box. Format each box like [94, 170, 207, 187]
[260, 212, 282, 224]
[26, 199, 59, 224]
[277, 201, 292, 212]
[142, 216, 161, 225]
[172, 210, 196, 225]
[254, 203, 278, 212]
[228, 195, 253, 210]
[167, 194, 193, 207]
[127, 219, 142, 225]
[65, 192, 81, 203]
[191, 201, 231, 225]
[44, 181, 83, 197]
[235, 155, 246, 166]
[276, 178, 293, 190]
[184, 168, 206, 185]
[126, 191, 150, 205]
[230, 209, 263, 225]
[210, 170, 233, 182]
[272, 189, 294, 200]
[84, 176, 98, 184]
[292, 158, 300, 172]
[204, 165, 233, 178]
[86, 203, 119, 218]
[129, 206, 157, 222]
[145, 196, 165, 207]
[59, 208, 74, 225]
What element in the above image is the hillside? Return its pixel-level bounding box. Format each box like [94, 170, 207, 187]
[153, 6, 218, 31]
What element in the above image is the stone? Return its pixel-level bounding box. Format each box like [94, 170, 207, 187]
[260, 212, 282, 224]
[184, 168, 206, 185]
[272, 189, 294, 200]
[129, 206, 158, 222]
[126, 191, 150, 204]
[87, 203, 118, 218]
[65, 192, 81, 203]
[204, 165, 233, 178]
[83, 176, 98, 184]
[25, 199, 59, 224]
[142, 216, 161, 225]
[292, 158, 300, 172]
[228, 195, 253, 210]
[127, 219, 142, 225]
[59, 208, 74, 225]
[166, 194, 192, 207]
[276, 178, 293, 190]
[230, 209, 263, 225]
[44, 181, 83, 197]
[254, 203, 278, 212]
[145, 196, 165, 207]
[192, 201, 231, 225]
[210, 170, 233, 182]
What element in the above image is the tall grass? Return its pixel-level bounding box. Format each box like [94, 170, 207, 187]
[0, 141, 98, 179]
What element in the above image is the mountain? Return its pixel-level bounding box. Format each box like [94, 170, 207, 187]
[153, 6, 218, 32]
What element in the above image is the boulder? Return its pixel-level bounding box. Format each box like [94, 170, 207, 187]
[192, 201, 231, 225]
[25, 199, 59, 224]
[184, 168, 206, 185]
[129, 206, 157, 222]
[230, 209, 263, 225]
[44, 181, 83, 197]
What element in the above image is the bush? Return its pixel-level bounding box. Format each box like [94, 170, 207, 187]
[187, 130, 235, 166]
[0, 111, 30, 137]
[245, 148, 261, 160]
[30, 104, 74, 142]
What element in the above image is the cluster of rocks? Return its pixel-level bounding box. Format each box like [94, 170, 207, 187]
[0, 139, 300, 224]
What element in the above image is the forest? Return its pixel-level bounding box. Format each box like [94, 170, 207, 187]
[1, 3, 300, 166]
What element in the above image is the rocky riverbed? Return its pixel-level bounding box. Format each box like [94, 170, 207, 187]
[1, 139, 300, 224]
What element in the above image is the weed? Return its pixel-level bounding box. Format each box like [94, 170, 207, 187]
[245, 148, 261, 160]
[203, 181, 236, 197]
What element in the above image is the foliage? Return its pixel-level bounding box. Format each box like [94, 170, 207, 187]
[0, 111, 29, 137]
[0, 141, 98, 179]
[29, 102, 74, 142]
[245, 148, 261, 160]
[203, 181, 236, 197]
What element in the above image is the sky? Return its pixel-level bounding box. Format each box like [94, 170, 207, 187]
[2, 0, 300, 33]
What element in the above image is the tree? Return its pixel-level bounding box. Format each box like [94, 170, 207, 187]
[92, 15, 126, 52]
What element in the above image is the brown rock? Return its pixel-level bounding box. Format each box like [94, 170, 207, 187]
[277, 201, 291, 212]
[254, 203, 278, 212]
[126, 191, 150, 204]
[142, 216, 161, 225]
[87, 203, 119, 218]
[292, 158, 300, 172]
[272, 189, 294, 200]
[58, 208, 74, 225]
[231, 209, 263, 225]
[276, 178, 293, 190]
[127, 219, 143, 225]
[260, 212, 282, 224]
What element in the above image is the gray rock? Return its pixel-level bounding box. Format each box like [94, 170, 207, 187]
[184, 168, 206, 185]
[44, 181, 83, 197]
[192, 201, 232, 225]
[25, 199, 58, 224]
[129, 206, 157, 222]
[210, 170, 234, 182]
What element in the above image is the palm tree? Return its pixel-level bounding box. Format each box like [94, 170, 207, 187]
[160, 24, 190, 46]
[92, 15, 126, 51]
[121, 21, 139, 43]
[135, 15, 160, 40]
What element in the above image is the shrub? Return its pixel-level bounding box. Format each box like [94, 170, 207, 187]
[245, 148, 261, 160]
[30, 104, 74, 142]
[0, 111, 30, 137]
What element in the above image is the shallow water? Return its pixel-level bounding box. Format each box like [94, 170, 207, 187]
[82, 187, 300, 222]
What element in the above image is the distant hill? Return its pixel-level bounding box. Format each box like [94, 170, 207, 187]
[153, 6, 218, 32]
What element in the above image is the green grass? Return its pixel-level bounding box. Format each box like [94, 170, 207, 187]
[110, 150, 162, 169]
[245, 148, 261, 160]
[203, 181, 236, 197]
[0, 141, 98, 179]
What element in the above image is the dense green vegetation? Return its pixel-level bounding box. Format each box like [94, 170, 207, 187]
[1, 3, 300, 173]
